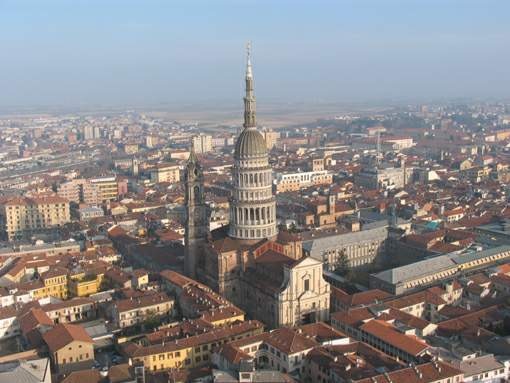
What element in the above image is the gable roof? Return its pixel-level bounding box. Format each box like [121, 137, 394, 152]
[42, 323, 93, 352]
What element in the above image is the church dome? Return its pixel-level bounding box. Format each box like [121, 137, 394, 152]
[234, 128, 267, 159]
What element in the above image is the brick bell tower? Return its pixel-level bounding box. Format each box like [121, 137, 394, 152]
[184, 143, 208, 278]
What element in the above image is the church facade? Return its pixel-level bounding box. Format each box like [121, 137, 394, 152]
[184, 45, 330, 329]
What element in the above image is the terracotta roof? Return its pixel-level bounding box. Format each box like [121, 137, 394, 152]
[356, 361, 462, 383]
[297, 322, 347, 342]
[331, 307, 374, 327]
[159, 269, 195, 289]
[359, 320, 429, 356]
[42, 297, 94, 312]
[108, 363, 135, 383]
[264, 327, 318, 354]
[42, 323, 93, 352]
[254, 250, 296, 266]
[386, 290, 446, 309]
[0, 305, 17, 320]
[115, 292, 172, 313]
[126, 320, 263, 358]
[492, 272, 510, 287]
[41, 266, 68, 280]
[19, 308, 54, 335]
[61, 370, 101, 383]
[337, 289, 392, 308]
[218, 343, 251, 364]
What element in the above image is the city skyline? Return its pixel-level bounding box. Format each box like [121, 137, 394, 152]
[1, 0, 509, 110]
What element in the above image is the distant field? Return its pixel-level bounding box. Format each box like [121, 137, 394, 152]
[0, 102, 393, 130]
[147, 102, 394, 129]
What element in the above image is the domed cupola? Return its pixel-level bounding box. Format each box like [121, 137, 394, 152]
[234, 128, 267, 159]
[228, 42, 278, 242]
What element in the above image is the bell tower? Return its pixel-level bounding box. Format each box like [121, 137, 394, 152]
[184, 144, 208, 278]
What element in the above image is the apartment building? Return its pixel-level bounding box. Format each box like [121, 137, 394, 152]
[150, 163, 180, 184]
[263, 129, 280, 149]
[275, 170, 332, 193]
[58, 179, 100, 205]
[68, 272, 104, 297]
[43, 298, 96, 324]
[0, 195, 70, 241]
[111, 292, 174, 329]
[126, 320, 264, 372]
[192, 134, 213, 154]
[42, 323, 95, 374]
[89, 176, 124, 201]
[0, 306, 19, 339]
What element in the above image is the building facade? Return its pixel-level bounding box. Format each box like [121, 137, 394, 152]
[275, 170, 332, 193]
[192, 134, 213, 154]
[0, 195, 70, 241]
[150, 163, 180, 184]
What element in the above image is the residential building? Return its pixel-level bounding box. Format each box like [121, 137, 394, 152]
[111, 292, 174, 329]
[192, 134, 213, 154]
[275, 170, 332, 193]
[0, 306, 18, 339]
[125, 320, 264, 372]
[355, 164, 413, 190]
[150, 163, 180, 184]
[263, 129, 280, 149]
[42, 323, 95, 374]
[0, 195, 70, 241]
[43, 298, 96, 324]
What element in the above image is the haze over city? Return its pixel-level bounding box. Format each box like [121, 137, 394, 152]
[2, 2, 510, 383]
[1, 0, 509, 111]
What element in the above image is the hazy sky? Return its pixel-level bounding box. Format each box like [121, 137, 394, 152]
[1, 0, 509, 108]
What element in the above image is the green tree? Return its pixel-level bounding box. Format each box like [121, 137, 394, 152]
[333, 250, 352, 280]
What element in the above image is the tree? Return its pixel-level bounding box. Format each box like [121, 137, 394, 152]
[332, 250, 355, 282]
[288, 223, 299, 233]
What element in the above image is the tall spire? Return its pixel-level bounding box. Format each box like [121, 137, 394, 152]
[246, 41, 253, 78]
[188, 139, 198, 164]
[243, 41, 256, 129]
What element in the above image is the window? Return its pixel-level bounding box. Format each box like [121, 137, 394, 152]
[304, 279, 310, 291]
